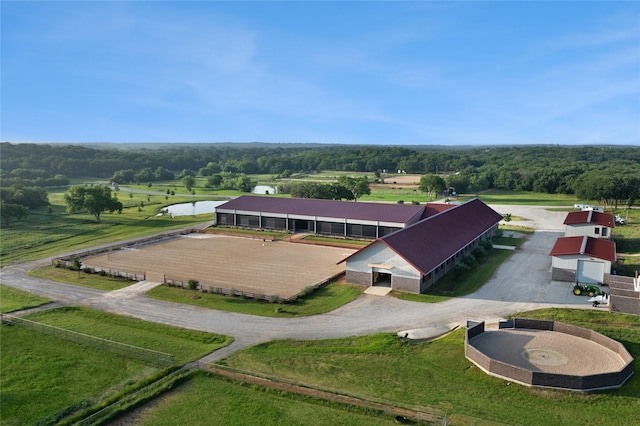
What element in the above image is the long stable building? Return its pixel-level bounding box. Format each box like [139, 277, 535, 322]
[341, 198, 503, 293]
[215, 195, 452, 239]
[215, 196, 503, 294]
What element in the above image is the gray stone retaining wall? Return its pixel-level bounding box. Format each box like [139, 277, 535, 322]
[606, 275, 640, 316]
[465, 318, 634, 391]
[345, 270, 371, 287]
[391, 276, 421, 293]
[551, 267, 575, 282]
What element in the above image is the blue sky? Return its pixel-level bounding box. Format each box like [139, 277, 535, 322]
[2, 1, 639, 146]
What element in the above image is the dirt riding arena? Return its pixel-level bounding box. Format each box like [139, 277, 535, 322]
[83, 234, 357, 299]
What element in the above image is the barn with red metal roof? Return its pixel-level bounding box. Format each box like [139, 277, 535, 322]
[339, 198, 503, 293]
[563, 211, 615, 239]
[216, 195, 429, 239]
[549, 236, 616, 284]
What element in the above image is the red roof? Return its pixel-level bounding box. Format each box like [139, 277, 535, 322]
[341, 199, 503, 274]
[564, 211, 615, 228]
[549, 236, 616, 262]
[217, 195, 425, 224]
[421, 202, 456, 219]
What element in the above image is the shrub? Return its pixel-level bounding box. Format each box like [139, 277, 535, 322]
[454, 261, 471, 277]
[71, 257, 82, 271]
[269, 294, 280, 304]
[462, 254, 477, 268]
[397, 200, 404, 204]
[472, 245, 487, 258]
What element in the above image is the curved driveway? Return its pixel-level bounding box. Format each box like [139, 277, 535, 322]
[0, 205, 589, 361]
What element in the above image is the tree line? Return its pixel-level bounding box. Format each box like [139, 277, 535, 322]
[1, 142, 639, 225]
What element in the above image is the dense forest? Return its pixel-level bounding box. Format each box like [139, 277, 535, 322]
[1, 142, 639, 210]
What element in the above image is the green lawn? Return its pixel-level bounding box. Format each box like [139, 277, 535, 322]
[0, 284, 51, 313]
[132, 373, 401, 426]
[0, 307, 232, 425]
[302, 235, 371, 246]
[24, 307, 232, 364]
[28, 265, 135, 291]
[223, 308, 640, 426]
[458, 189, 583, 206]
[148, 282, 363, 317]
[1, 323, 151, 425]
[393, 247, 515, 303]
[0, 199, 211, 267]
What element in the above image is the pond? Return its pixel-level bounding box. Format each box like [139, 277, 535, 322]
[158, 200, 227, 217]
[253, 185, 277, 194]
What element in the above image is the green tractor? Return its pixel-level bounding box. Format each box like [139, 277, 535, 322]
[572, 283, 603, 297]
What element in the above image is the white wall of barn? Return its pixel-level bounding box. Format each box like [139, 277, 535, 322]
[551, 254, 612, 272]
[345, 242, 422, 279]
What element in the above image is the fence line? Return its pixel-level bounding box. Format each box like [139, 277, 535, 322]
[201, 363, 448, 425]
[164, 273, 338, 304]
[51, 260, 146, 282]
[1, 314, 174, 368]
[72, 367, 193, 426]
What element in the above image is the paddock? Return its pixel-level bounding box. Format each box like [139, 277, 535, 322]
[82, 234, 357, 299]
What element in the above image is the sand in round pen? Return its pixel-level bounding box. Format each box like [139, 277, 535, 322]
[469, 329, 627, 375]
[83, 234, 357, 299]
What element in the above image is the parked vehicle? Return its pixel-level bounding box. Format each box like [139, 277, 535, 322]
[572, 284, 604, 297]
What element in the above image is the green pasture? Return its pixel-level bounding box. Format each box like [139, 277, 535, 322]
[0, 189, 212, 267]
[132, 373, 401, 426]
[1, 322, 151, 425]
[148, 282, 363, 317]
[223, 308, 640, 426]
[301, 235, 370, 246]
[23, 307, 232, 364]
[0, 284, 51, 313]
[28, 265, 135, 290]
[458, 189, 582, 206]
[0, 306, 231, 425]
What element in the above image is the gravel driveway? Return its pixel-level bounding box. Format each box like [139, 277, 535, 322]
[0, 204, 590, 360]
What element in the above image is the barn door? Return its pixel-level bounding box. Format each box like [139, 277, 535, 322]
[576, 260, 604, 284]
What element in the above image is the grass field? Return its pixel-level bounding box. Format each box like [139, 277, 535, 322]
[23, 307, 232, 364]
[222, 308, 640, 426]
[28, 265, 135, 290]
[1, 322, 152, 425]
[131, 373, 402, 426]
[148, 282, 363, 317]
[0, 189, 212, 267]
[0, 306, 232, 425]
[0, 284, 51, 313]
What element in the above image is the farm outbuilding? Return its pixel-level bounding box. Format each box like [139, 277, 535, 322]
[564, 210, 615, 239]
[215, 195, 453, 239]
[340, 199, 503, 293]
[549, 236, 616, 284]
